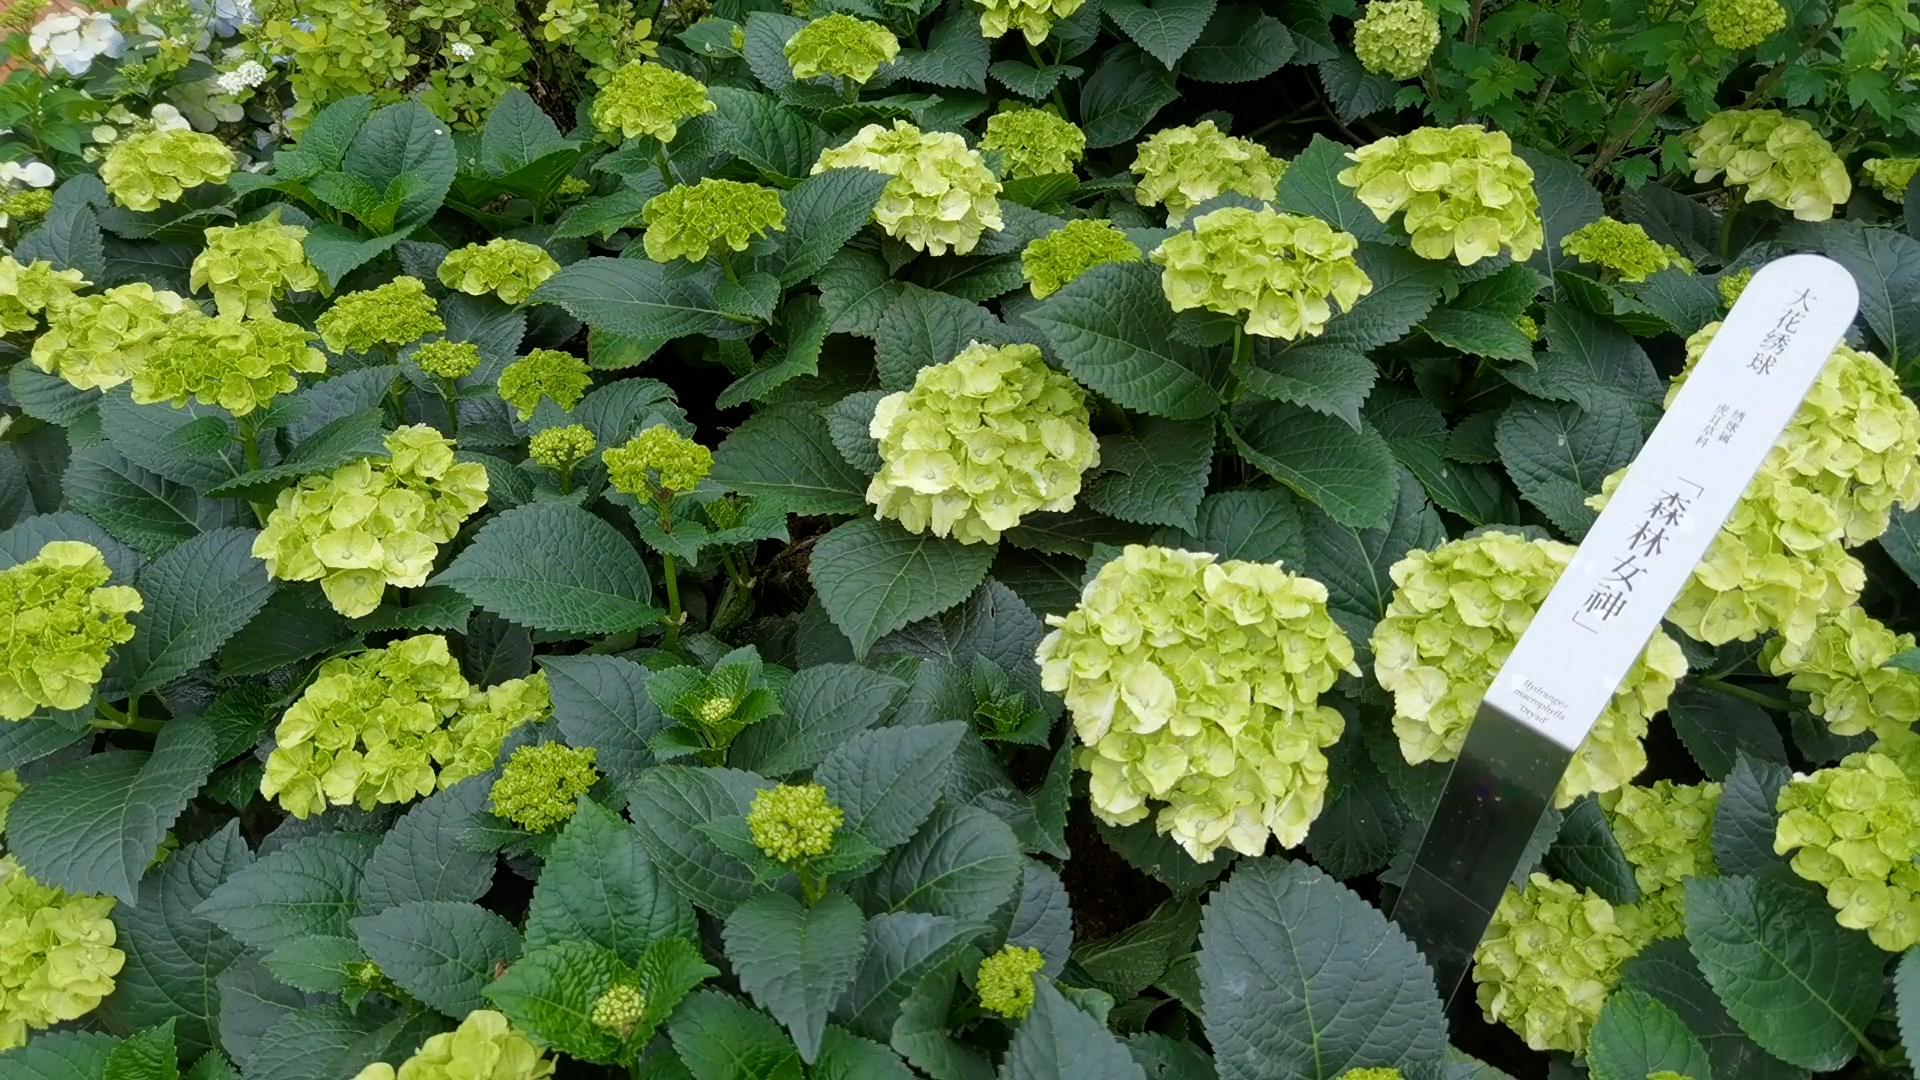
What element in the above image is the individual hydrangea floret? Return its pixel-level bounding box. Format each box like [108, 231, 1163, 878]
[316, 277, 445, 355]
[350, 1009, 555, 1080]
[747, 782, 843, 863]
[1600, 780, 1719, 936]
[981, 108, 1087, 179]
[190, 212, 320, 318]
[0, 542, 142, 721]
[100, 128, 233, 211]
[972, 0, 1084, 43]
[1151, 207, 1373, 340]
[591, 983, 646, 1036]
[1132, 121, 1287, 227]
[489, 743, 600, 832]
[642, 179, 788, 264]
[436, 673, 554, 789]
[1685, 110, 1851, 222]
[1473, 873, 1657, 1052]
[1862, 158, 1920, 201]
[814, 121, 1004, 256]
[1338, 125, 1545, 264]
[1372, 531, 1688, 803]
[1764, 606, 1920, 740]
[604, 424, 713, 495]
[132, 312, 326, 416]
[529, 424, 597, 472]
[1718, 267, 1754, 307]
[1021, 219, 1142, 299]
[1775, 738, 1920, 951]
[784, 14, 900, 83]
[1700, 0, 1787, 50]
[30, 283, 195, 392]
[590, 61, 716, 142]
[498, 349, 593, 420]
[252, 425, 490, 617]
[867, 342, 1099, 544]
[1036, 545, 1360, 861]
[976, 944, 1045, 1020]
[1352, 0, 1440, 79]
[1559, 217, 1692, 282]
[414, 340, 482, 380]
[0, 256, 86, 334]
[0, 856, 124, 1050]
[437, 239, 561, 306]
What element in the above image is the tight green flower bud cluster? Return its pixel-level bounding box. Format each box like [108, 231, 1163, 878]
[784, 14, 899, 83]
[1600, 780, 1719, 936]
[1151, 207, 1373, 340]
[30, 283, 196, 392]
[0, 772, 19, 834]
[436, 673, 554, 788]
[190, 214, 320, 318]
[1764, 607, 1920, 740]
[0, 190, 52, 230]
[976, 944, 1044, 1019]
[0, 256, 86, 334]
[1473, 873, 1657, 1052]
[1132, 121, 1286, 227]
[1037, 545, 1360, 861]
[1353, 0, 1440, 79]
[642, 179, 788, 263]
[1699, 0, 1786, 50]
[747, 782, 843, 862]
[414, 340, 482, 380]
[866, 342, 1099, 544]
[317, 277, 445, 355]
[604, 424, 713, 495]
[351, 1009, 555, 1080]
[1776, 739, 1920, 951]
[1372, 532, 1688, 804]
[972, 0, 1084, 44]
[1021, 219, 1141, 298]
[437, 239, 561, 305]
[100, 128, 233, 211]
[591, 983, 646, 1035]
[1, 542, 142, 721]
[529, 425, 597, 471]
[981, 108, 1086, 179]
[1339, 125, 1544, 264]
[132, 313, 327, 416]
[1685, 110, 1851, 222]
[815, 122, 1004, 256]
[498, 349, 593, 420]
[489, 743, 599, 831]
[0, 856, 124, 1050]
[1718, 267, 1753, 307]
[1337, 1071, 1404, 1080]
[1862, 157, 1920, 200]
[252, 425, 490, 617]
[1560, 217, 1691, 282]
[590, 61, 715, 142]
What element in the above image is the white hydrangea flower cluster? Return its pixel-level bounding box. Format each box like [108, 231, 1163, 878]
[814, 121, 1004, 255]
[29, 11, 126, 76]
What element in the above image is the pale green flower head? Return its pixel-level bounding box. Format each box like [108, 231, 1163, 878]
[981, 107, 1087, 179]
[604, 424, 713, 495]
[1353, 0, 1440, 79]
[590, 61, 716, 143]
[972, 0, 1085, 44]
[1699, 0, 1786, 50]
[350, 1009, 555, 1080]
[1371, 531, 1687, 805]
[1473, 873, 1659, 1052]
[1717, 267, 1753, 307]
[1021, 218, 1142, 298]
[316, 276, 445, 354]
[190, 212, 320, 318]
[1685, 109, 1851, 222]
[814, 121, 1005, 255]
[0, 856, 123, 1049]
[976, 944, 1044, 1019]
[438, 238, 561, 305]
[1037, 545, 1360, 861]
[0, 541, 142, 721]
[438, 672, 554, 788]
[867, 342, 1099, 544]
[1775, 735, 1920, 951]
[1862, 157, 1920, 200]
[784, 14, 900, 83]
[1338, 124, 1544, 264]
[131, 311, 326, 416]
[1132, 120, 1287, 226]
[747, 782, 843, 863]
[591, 983, 646, 1036]
[1152, 206, 1373, 340]
[1764, 606, 1920, 740]
[0, 255, 86, 335]
[489, 743, 600, 832]
[30, 282, 196, 392]
[1559, 217, 1692, 282]
[414, 340, 483, 380]
[100, 128, 233, 212]
[529, 424, 597, 471]
[642, 178, 788, 264]
[1600, 780, 1719, 936]
[498, 348, 593, 420]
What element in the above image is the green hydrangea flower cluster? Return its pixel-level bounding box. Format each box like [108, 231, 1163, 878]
[604, 424, 713, 495]
[590, 61, 715, 142]
[437, 239, 561, 305]
[1718, 267, 1754, 307]
[1371, 531, 1688, 803]
[981, 108, 1087, 179]
[976, 944, 1045, 1019]
[747, 782, 843, 863]
[814, 122, 1004, 255]
[489, 743, 599, 831]
[435, 673, 554, 788]
[132, 313, 327, 416]
[1473, 873, 1657, 1052]
[972, 0, 1085, 43]
[1515, 313, 1539, 340]
[190, 213, 321, 318]
[252, 425, 490, 617]
[1352, 0, 1440, 79]
[1684, 110, 1852, 222]
[99, 128, 233, 211]
[529, 424, 597, 472]
[591, 983, 645, 1036]
[1775, 739, 1920, 951]
[1151, 207, 1374, 340]
[0, 189, 52, 230]
[1862, 157, 1920, 200]
[1131, 121, 1286, 227]
[351, 1009, 555, 1080]
[316, 277, 445, 354]
[0, 256, 86, 334]
[1560, 217, 1692, 282]
[1699, 0, 1786, 50]
[498, 349, 593, 420]
[1022, 219, 1142, 298]
[414, 340, 482, 380]
[30, 283, 197, 392]
[1337, 1071, 1404, 1080]
[1, 541, 142, 721]
[1764, 607, 1920, 739]
[1036, 545, 1359, 861]
[0, 856, 124, 1050]
[642, 179, 788, 263]
[1339, 125, 1545, 264]
[784, 14, 899, 83]
[866, 342, 1099, 544]
[1600, 780, 1720, 936]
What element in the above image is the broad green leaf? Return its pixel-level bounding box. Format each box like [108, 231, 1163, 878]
[434, 502, 659, 635]
[999, 860, 1073, 975]
[1240, 342, 1376, 429]
[1096, 817, 1235, 896]
[1419, 308, 1534, 362]
[1027, 262, 1224, 420]
[1275, 136, 1389, 243]
[542, 655, 669, 780]
[1182, 4, 1293, 82]
[357, 778, 496, 915]
[104, 1019, 178, 1080]
[0, 1032, 119, 1080]
[1819, 222, 1920, 366]
[1502, 304, 1663, 428]
[65, 445, 249, 555]
[870, 581, 1050, 709]
[817, 248, 900, 337]
[1003, 982, 1146, 1080]
[709, 87, 830, 183]
[711, 403, 871, 516]
[340, 101, 456, 230]
[119, 528, 274, 696]
[196, 832, 381, 950]
[531, 257, 730, 341]
[743, 12, 806, 91]
[889, 971, 994, 1080]
[1896, 948, 1920, 1068]
[817, 723, 965, 850]
[1666, 688, 1788, 782]
[988, 61, 1082, 100]
[354, 901, 522, 1018]
[1623, 938, 1806, 1080]
[670, 990, 804, 1080]
[1543, 796, 1639, 906]
[719, 294, 833, 408]
[1152, 489, 1306, 566]
[1710, 753, 1797, 883]
[1084, 418, 1215, 531]
[1227, 401, 1399, 529]
[874, 285, 1002, 391]
[98, 392, 243, 491]
[478, 89, 568, 173]
[15, 201, 105, 280]
[834, 912, 988, 1041]
[237, 1004, 396, 1080]
[1519, 147, 1603, 283]
[1363, 387, 1517, 527]
[808, 518, 995, 657]
[485, 940, 625, 1063]
[11, 364, 99, 427]
[723, 892, 869, 1062]
[626, 766, 769, 917]
[1316, 51, 1395, 123]
[891, 3, 990, 90]
[1072, 898, 1200, 999]
[1303, 733, 1406, 879]
[1124, 1033, 1217, 1080]
[1078, 45, 1178, 148]
[1317, 243, 1446, 351]
[525, 798, 696, 963]
[260, 936, 361, 994]
[861, 805, 1022, 922]
[213, 957, 315, 1068]
[1586, 987, 1713, 1080]
[216, 585, 349, 678]
[812, 1027, 916, 1080]
[1495, 396, 1641, 538]
[0, 713, 89, 772]
[824, 391, 885, 474]
[1104, 0, 1216, 66]
[208, 411, 390, 501]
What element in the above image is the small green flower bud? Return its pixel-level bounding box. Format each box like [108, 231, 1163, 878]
[980, 108, 1087, 179]
[1021, 219, 1142, 299]
[316, 277, 446, 354]
[784, 14, 900, 83]
[1337, 1070, 1405, 1080]
[0, 189, 53, 228]
[1353, 0, 1440, 80]
[590, 982, 646, 1036]
[498, 349, 593, 421]
[1699, 0, 1785, 50]
[438, 239, 561, 306]
[1514, 314, 1539, 340]
[414, 340, 483, 380]
[489, 743, 600, 832]
[603, 424, 713, 495]
[1718, 268, 1753, 307]
[747, 782, 843, 863]
[590, 61, 716, 143]
[642, 178, 788, 264]
[975, 944, 1044, 1019]
[529, 424, 597, 472]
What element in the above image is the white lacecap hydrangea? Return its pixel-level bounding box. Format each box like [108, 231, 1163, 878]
[216, 60, 269, 94]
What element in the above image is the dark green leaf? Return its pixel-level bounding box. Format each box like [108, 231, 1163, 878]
[353, 901, 522, 1018]
[119, 528, 274, 696]
[543, 655, 668, 781]
[670, 990, 804, 1080]
[834, 912, 987, 1041]
[808, 518, 995, 657]
[196, 832, 381, 950]
[723, 892, 869, 1062]
[1002, 982, 1146, 1080]
[1666, 688, 1788, 781]
[818, 723, 965, 850]
[531, 257, 730, 341]
[1027, 262, 1224, 419]
[711, 403, 871, 516]
[1227, 401, 1399, 529]
[626, 766, 769, 917]
[1105, 0, 1216, 66]
[525, 798, 696, 963]
[1181, 5, 1293, 82]
[1275, 136, 1389, 243]
[1711, 753, 1796, 882]
[434, 502, 659, 635]
[1543, 796, 1639, 906]
[731, 664, 907, 776]
[357, 778, 496, 914]
[1078, 46, 1178, 148]
[1495, 396, 1641, 537]
[1586, 987, 1713, 1080]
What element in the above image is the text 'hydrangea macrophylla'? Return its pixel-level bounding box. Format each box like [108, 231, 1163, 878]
[0, 542, 142, 721]
[976, 944, 1045, 1019]
[497, 349, 593, 420]
[1131, 121, 1286, 227]
[132, 312, 327, 416]
[981, 108, 1087, 179]
[0, 257, 86, 335]
[747, 782, 843, 862]
[1371, 531, 1688, 804]
[252, 425, 490, 617]
[1021, 218, 1142, 298]
[437, 239, 561, 305]
[0, 856, 123, 1049]
[866, 342, 1099, 544]
[489, 743, 599, 831]
[1559, 217, 1692, 282]
[99, 128, 233, 211]
[641, 178, 788, 263]
[316, 277, 446, 355]
[413, 340, 482, 381]
[814, 122, 1004, 255]
[1684, 110, 1851, 222]
[1699, 0, 1787, 50]
[1473, 873, 1657, 1052]
[1035, 545, 1360, 861]
[604, 424, 713, 495]
[435, 673, 553, 788]
[350, 1008, 556, 1080]
[972, 0, 1084, 44]
[190, 212, 320, 319]
[529, 424, 597, 472]
[1775, 736, 1920, 951]
[1338, 125, 1544, 264]
[590, 61, 715, 142]
[1862, 157, 1920, 201]
[1764, 606, 1920, 740]
[783, 14, 900, 83]
[1151, 207, 1373, 340]
[1600, 779, 1719, 936]
[30, 282, 196, 392]
[1352, 0, 1440, 79]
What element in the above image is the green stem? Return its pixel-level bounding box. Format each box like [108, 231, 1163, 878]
[1027, 40, 1069, 116]
[841, 75, 858, 103]
[558, 465, 574, 496]
[655, 141, 675, 188]
[796, 863, 825, 905]
[1228, 325, 1248, 399]
[439, 377, 461, 440]
[238, 414, 262, 472]
[661, 551, 683, 649]
[718, 251, 740, 285]
[1697, 675, 1792, 712]
[1717, 201, 1741, 262]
